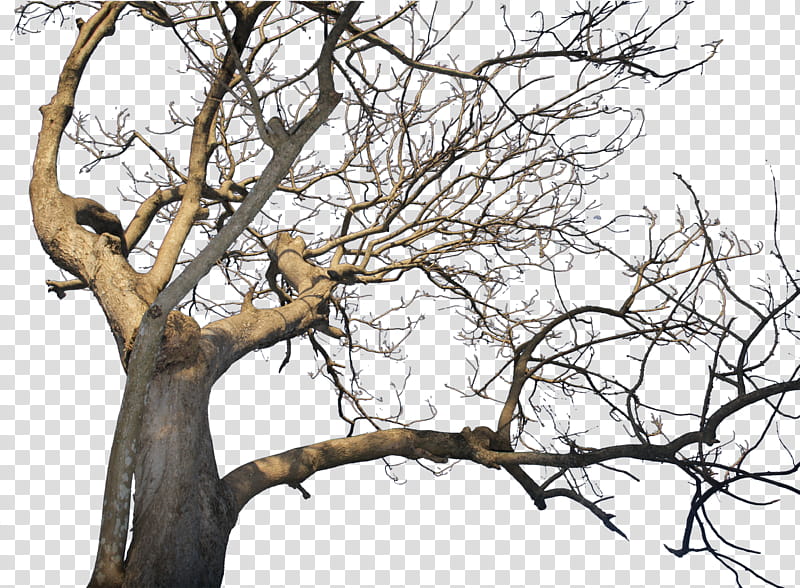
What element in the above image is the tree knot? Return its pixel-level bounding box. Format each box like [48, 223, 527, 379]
[461, 426, 503, 469]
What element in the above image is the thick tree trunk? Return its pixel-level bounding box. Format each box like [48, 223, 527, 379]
[121, 360, 237, 587]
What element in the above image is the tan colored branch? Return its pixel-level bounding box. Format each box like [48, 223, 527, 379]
[45, 278, 85, 298]
[202, 273, 336, 381]
[125, 186, 184, 253]
[201, 231, 356, 376]
[30, 1, 150, 367]
[30, 1, 126, 274]
[32, 2, 126, 187]
[224, 377, 800, 515]
[29, 0, 147, 351]
[266, 233, 327, 293]
[144, 6, 266, 295]
[223, 428, 460, 512]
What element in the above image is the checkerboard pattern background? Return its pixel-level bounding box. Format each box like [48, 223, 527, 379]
[3, 2, 799, 586]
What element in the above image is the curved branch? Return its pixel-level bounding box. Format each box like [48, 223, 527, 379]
[125, 185, 184, 252]
[124, 182, 246, 260]
[224, 378, 800, 520]
[30, 2, 127, 275]
[497, 305, 630, 444]
[202, 232, 345, 379]
[31, 2, 125, 188]
[29, 2, 148, 353]
[202, 279, 337, 382]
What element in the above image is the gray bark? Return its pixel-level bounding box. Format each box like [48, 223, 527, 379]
[122, 360, 237, 587]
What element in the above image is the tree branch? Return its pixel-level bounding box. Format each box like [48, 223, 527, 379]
[203, 279, 337, 381]
[224, 378, 800, 522]
[29, 2, 148, 355]
[144, 5, 268, 295]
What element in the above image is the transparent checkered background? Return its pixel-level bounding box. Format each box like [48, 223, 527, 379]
[3, 2, 800, 587]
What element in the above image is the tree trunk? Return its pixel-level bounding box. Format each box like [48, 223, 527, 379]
[121, 359, 237, 587]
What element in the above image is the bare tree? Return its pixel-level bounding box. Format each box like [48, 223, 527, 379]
[17, 1, 799, 587]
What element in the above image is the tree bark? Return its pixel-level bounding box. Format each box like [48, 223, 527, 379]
[120, 327, 238, 588]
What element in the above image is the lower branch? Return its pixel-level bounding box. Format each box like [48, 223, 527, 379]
[223, 378, 800, 517]
[220, 425, 670, 514]
[223, 428, 460, 512]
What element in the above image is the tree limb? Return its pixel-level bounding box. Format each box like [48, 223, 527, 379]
[224, 377, 800, 521]
[143, 5, 269, 295]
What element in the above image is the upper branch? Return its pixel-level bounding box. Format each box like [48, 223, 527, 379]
[28, 2, 150, 353]
[144, 4, 272, 294]
[31, 2, 125, 187]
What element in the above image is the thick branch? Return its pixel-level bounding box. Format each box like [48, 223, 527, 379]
[29, 2, 147, 358]
[224, 378, 800, 514]
[30, 1, 126, 275]
[223, 428, 462, 512]
[31, 2, 125, 187]
[203, 279, 336, 381]
[203, 233, 345, 379]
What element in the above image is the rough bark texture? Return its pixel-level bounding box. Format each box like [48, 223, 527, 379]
[123, 345, 237, 587]
[97, 311, 236, 587]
